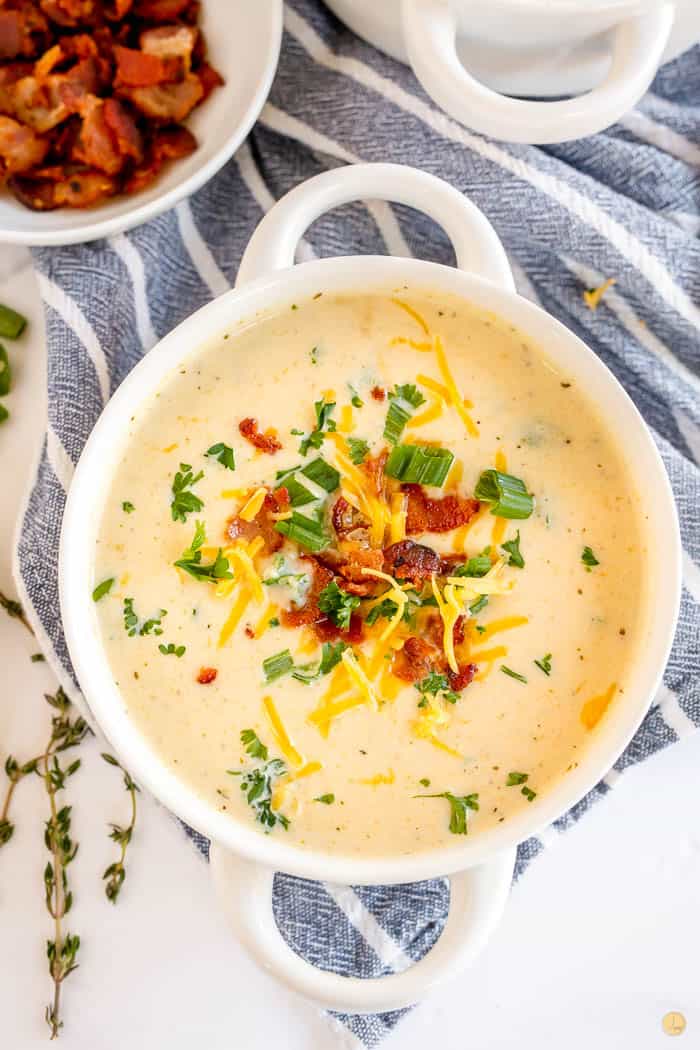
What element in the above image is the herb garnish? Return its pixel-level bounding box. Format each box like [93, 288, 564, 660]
[506, 771, 536, 801]
[581, 546, 599, 570]
[347, 436, 370, 465]
[205, 442, 236, 471]
[274, 510, 330, 553]
[229, 736, 289, 831]
[383, 384, 426, 445]
[453, 550, 491, 578]
[158, 643, 185, 657]
[318, 580, 360, 630]
[534, 653, 552, 676]
[0, 344, 11, 396]
[241, 729, 268, 761]
[263, 650, 294, 683]
[469, 595, 489, 616]
[501, 665, 528, 684]
[349, 387, 363, 408]
[415, 791, 479, 835]
[419, 778, 431, 787]
[170, 462, 204, 522]
[0, 302, 27, 339]
[122, 501, 135, 514]
[384, 443, 454, 486]
[501, 530, 524, 568]
[123, 598, 166, 637]
[474, 469, 534, 519]
[292, 641, 348, 683]
[415, 671, 459, 707]
[92, 577, 114, 602]
[262, 556, 309, 589]
[1, 589, 34, 633]
[314, 794, 335, 805]
[174, 521, 232, 582]
[101, 753, 139, 903]
[298, 399, 336, 456]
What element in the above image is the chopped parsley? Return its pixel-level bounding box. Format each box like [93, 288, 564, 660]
[158, 642, 185, 658]
[92, 577, 114, 602]
[419, 778, 431, 787]
[347, 436, 370, 465]
[123, 598, 166, 637]
[230, 758, 289, 831]
[174, 521, 232, 582]
[416, 791, 479, 835]
[534, 653, 552, 676]
[0, 344, 11, 397]
[310, 346, 319, 364]
[415, 671, 459, 706]
[318, 580, 360, 631]
[501, 530, 524, 568]
[365, 597, 402, 626]
[292, 641, 348, 683]
[205, 442, 236, 471]
[581, 546, 599, 570]
[453, 550, 491, 578]
[314, 794, 335, 805]
[349, 387, 363, 408]
[0, 404, 8, 424]
[170, 462, 204, 523]
[122, 501, 135, 514]
[241, 729, 268, 761]
[501, 665, 527, 684]
[506, 771, 536, 801]
[298, 399, 336, 456]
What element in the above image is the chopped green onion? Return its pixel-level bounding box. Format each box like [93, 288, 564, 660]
[474, 470, 534, 519]
[301, 457, 340, 492]
[122, 501, 135, 514]
[534, 653, 552, 676]
[349, 387, 363, 408]
[392, 383, 426, 409]
[581, 546, 599, 569]
[0, 403, 8, 425]
[385, 444, 454, 486]
[501, 665, 528, 684]
[263, 650, 294, 682]
[521, 785, 537, 802]
[382, 384, 427, 445]
[506, 771, 529, 786]
[274, 511, 330, 553]
[281, 474, 316, 507]
[0, 303, 27, 340]
[0, 345, 11, 397]
[468, 595, 489, 615]
[501, 530, 524, 568]
[453, 551, 491, 578]
[314, 793, 335, 805]
[92, 578, 114, 602]
[158, 642, 186, 657]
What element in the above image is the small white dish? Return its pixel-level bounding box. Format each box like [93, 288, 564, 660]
[324, 0, 699, 143]
[0, 0, 282, 247]
[60, 163, 680, 1013]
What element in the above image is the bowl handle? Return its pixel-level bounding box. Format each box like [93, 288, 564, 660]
[236, 161, 514, 290]
[209, 844, 515, 1013]
[401, 0, 674, 145]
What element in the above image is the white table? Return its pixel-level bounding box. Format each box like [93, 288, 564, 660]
[1, 248, 697, 1049]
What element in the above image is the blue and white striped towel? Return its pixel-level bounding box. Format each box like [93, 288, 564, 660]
[14, 2, 700, 1045]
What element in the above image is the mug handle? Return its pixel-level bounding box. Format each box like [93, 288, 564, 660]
[221, 162, 518, 1012]
[210, 845, 516, 1013]
[401, 0, 674, 145]
[236, 161, 514, 290]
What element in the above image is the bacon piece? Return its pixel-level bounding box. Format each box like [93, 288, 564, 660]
[133, 0, 192, 19]
[52, 169, 118, 206]
[383, 539, 442, 585]
[7, 172, 57, 208]
[313, 610, 364, 644]
[363, 448, 388, 498]
[371, 386, 385, 401]
[197, 667, 217, 684]
[140, 24, 197, 63]
[197, 60, 223, 102]
[447, 662, 476, 692]
[123, 123, 196, 193]
[393, 637, 437, 683]
[335, 540, 383, 595]
[226, 489, 286, 555]
[0, 62, 31, 114]
[0, 115, 48, 173]
[104, 0, 133, 18]
[73, 96, 124, 174]
[0, 5, 49, 60]
[39, 0, 96, 28]
[331, 495, 368, 540]
[113, 44, 182, 87]
[238, 417, 282, 455]
[119, 73, 202, 121]
[280, 556, 333, 629]
[103, 97, 143, 161]
[404, 484, 480, 535]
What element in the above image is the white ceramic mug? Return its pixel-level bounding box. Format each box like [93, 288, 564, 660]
[60, 163, 681, 1014]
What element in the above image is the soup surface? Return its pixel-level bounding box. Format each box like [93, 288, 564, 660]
[94, 289, 647, 857]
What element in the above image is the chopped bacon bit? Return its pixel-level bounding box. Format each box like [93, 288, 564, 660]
[52, 169, 118, 205]
[314, 610, 364, 644]
[0, 114, 48, 172]
[133, 0, 193, 18]
[331, 495, 369, 540]
[103, 97, 142, 161]
[335, 541, 383, 595]
[226, 489, 285, 554]
[371, 385, 385, 401]
[196, 667, 217, 684]
[404, 484, 480, 535]
[393, 637, 437, 683]
[197, 60, 224, 102]
[383, 539, 442, 585]
[280, 557, 334, 629]
[140, 24, 197, 63]
[122, 123, 196, 193]
[238, 418, 283, 455]
[244, 625, 254, 639]
[73, 95, 124, 174]
[113, 45, 182, 88]
[120, 74, 203, 122]
[363, 449, 388, 498]
[0, 5, 49, 61]
[447, 662, 477, 692]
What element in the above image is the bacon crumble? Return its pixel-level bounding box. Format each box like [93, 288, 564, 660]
[403, 484, 480, 535]
[238, 418, 283, 455]
[196, 667, 217, 685]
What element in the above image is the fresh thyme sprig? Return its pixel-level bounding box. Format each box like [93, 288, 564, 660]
[0, 754, 39, 847]
[40, 688, 89, 1039]
[0, 588, 34, 634]
[101, 753, 139, 903]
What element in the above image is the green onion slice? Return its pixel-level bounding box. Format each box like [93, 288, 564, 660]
[384, 444, 454, 487]
[263, 650, 294, 682]
[0, 303, 27, 340]
[474, 469, 534, 519]
[274, 511, 330, 553]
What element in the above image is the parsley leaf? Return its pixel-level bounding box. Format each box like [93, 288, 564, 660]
[581, 546, 599, 570]
[501, 530, 524, 568]
[347, 436, 370, 465]
[174, 521, 232, 582]
[534, 653, 552, 676]
[415, 791, 479, 835]
[415, 671, 459, 706]
[170, 462, 204, 523]
[231, 759, 289, 831]
[506, 771, 528, 786]
[241, 729, 268, 761]
[299, 399, 336, 456]
[158, 642, 185, 658]
[122, 501, 135, 514]
[314, 793, 335, 805]
[453, 550, 492, 578]
[318, 580, 360, 631]
[205, 442, 236, 471]
[123, 598, 166, 637]
[92, 578, 114, 602]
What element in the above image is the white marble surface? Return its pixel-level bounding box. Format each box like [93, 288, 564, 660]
[0, 246, 697, 1049]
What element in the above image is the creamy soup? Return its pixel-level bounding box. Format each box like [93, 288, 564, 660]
[93, 290, 647, 858]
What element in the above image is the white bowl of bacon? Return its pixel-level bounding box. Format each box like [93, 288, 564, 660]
[0, 0, 282, 245]
[59, 163, 681, 1015]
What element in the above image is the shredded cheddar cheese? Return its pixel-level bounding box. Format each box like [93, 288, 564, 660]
[361, 567, 407, 643]
[239, 487, 267, 522]
[341, 648, 379, 710]
[263, 695, 303, 768]
[217, 587, 251, 647]
[391, 298, 429, 335]
[430, 577, 462, 673]
[434, 335, 479, 438]
[339, 405, 354, 433]
[583, 278, 616, 312]
[415, 373, 451, 402]
[389, 492, 408, 544]
[471, 616, 528, 643]
[407, 396, 444, 429]
[358, 770, 395, 786]
[580, 682, 617, 729]
[412, 698, 462, 759]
